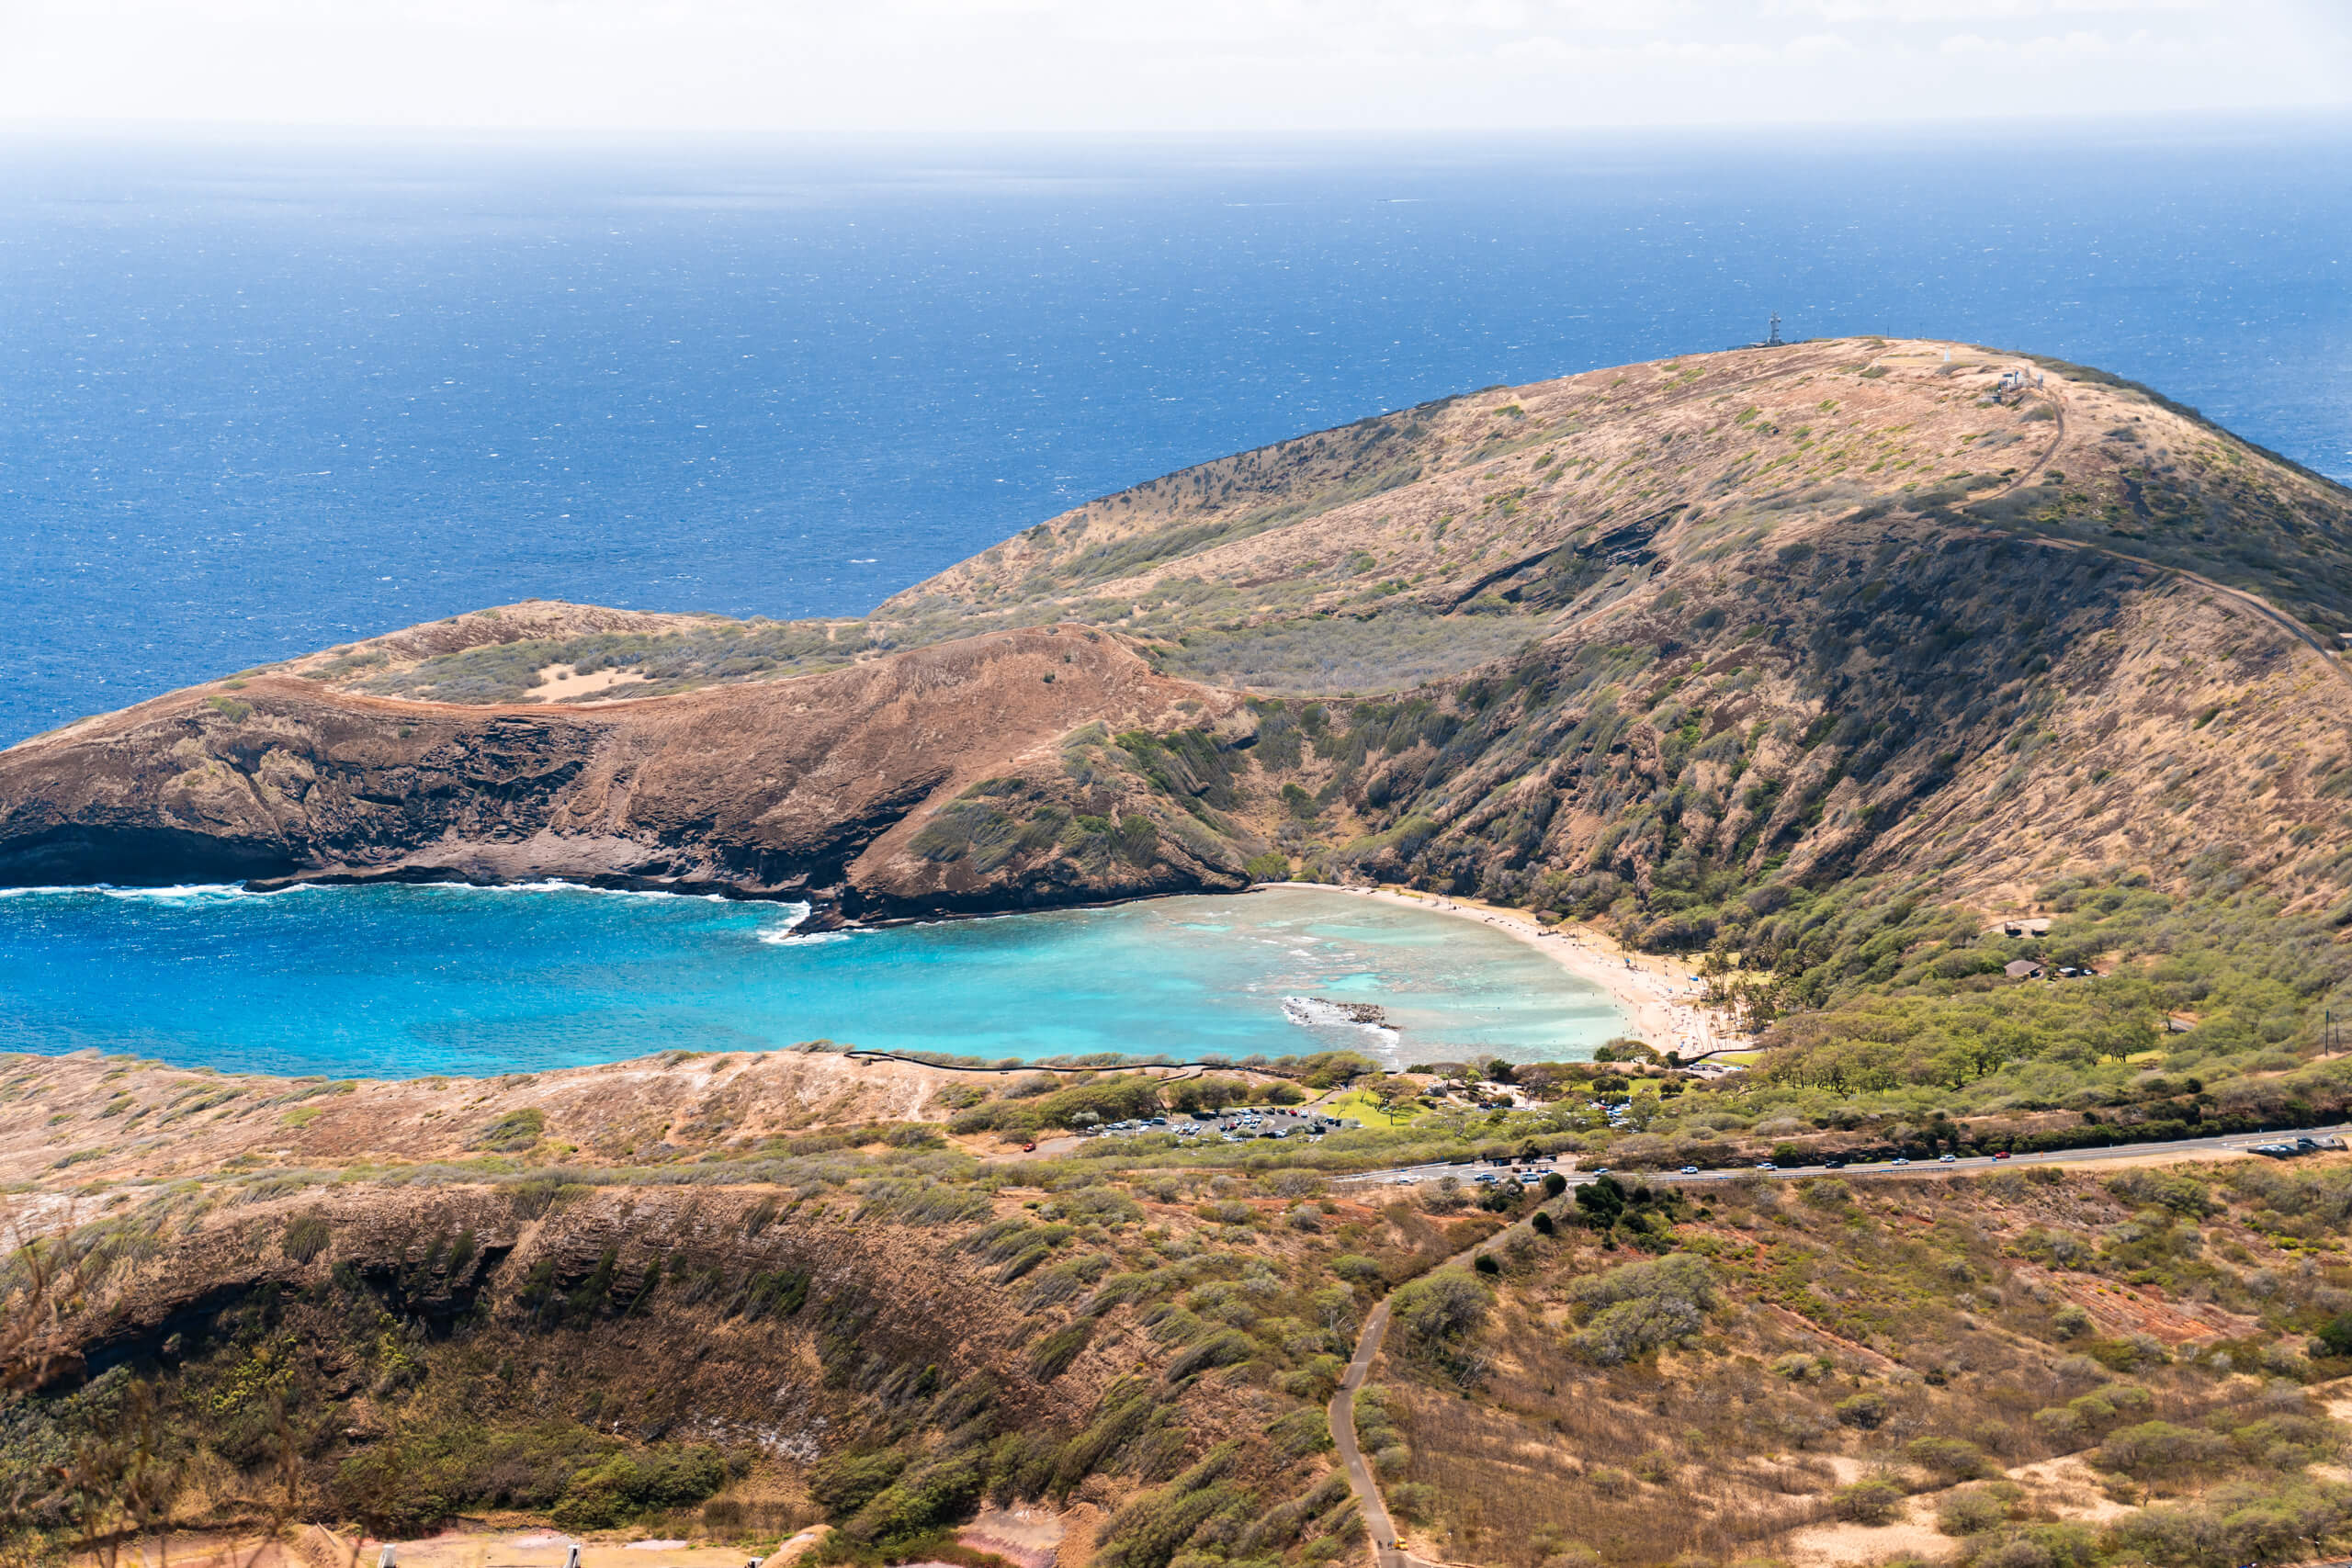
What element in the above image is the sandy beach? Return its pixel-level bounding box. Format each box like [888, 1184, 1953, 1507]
[1271, 882, 1751, 1062]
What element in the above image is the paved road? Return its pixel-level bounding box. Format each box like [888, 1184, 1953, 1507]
[1332, 1123, 2352, 1192]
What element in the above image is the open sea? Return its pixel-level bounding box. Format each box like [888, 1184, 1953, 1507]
[1, 120, 2346, 1075]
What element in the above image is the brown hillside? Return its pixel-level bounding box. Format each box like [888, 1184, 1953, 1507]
[0, 626, 1258, 918]
[3, 338, 2348, 919]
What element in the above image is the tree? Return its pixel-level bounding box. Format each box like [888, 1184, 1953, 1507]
[1575, 1174, 1630, 1228]
[1366, 1075, 1418, 1124]
[1388, 1269, 1494, 1358]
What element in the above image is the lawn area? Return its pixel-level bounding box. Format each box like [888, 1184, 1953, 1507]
[1322, 1087, 1424, 1125]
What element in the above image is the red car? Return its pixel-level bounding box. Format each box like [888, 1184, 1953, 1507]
[1021, 1141, 1037, 1153]
[1993, 1151, 2011, 1160]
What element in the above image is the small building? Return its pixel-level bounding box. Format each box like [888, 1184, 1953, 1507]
[2005, 959, 2045, 981]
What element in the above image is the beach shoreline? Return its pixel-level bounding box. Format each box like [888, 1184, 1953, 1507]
[1263, 881, 1751, 1063]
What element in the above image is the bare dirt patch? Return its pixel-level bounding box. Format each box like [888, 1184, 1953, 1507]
[531, 663, 651, 702]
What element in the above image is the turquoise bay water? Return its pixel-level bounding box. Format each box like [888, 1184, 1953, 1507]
[0, 884, 1621, 1079]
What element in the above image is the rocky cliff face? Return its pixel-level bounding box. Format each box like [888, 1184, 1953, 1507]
[0, 626, 1261, 919]
[4, 338, 2348, 921]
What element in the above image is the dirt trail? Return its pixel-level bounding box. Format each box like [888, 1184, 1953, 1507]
[2027, 535, 2352, 700]
[1329, 1231, 1504, 1568]
[1996, 375, 2352, 701]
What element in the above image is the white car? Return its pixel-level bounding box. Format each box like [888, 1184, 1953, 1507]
[1394, 1175, 1419, 1186]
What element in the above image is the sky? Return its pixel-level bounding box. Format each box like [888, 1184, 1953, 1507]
[4, 0, 2347, 133]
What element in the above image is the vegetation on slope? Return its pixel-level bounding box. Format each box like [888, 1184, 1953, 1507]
[1372, 1158, 2352, 1568]
[10, 1039, 2352, 1568]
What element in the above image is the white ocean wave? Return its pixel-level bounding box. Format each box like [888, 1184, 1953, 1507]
[1281, 994, 1400, 1042]
[431, 878, 732, 901]
[0, 877, 751, 906]
[758, 925, 854, 946]
[0, 882, 269, 902]
[752, 903, 839, 944]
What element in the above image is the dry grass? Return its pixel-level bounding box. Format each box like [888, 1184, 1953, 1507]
[1390, 1321, 1839, 1567]
[1377, 1166, 2352, 1568]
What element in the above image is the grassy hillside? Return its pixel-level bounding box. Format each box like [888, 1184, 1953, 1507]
[1378, 1156, 2352, 1568]
[7, 1048, 2352, 1568]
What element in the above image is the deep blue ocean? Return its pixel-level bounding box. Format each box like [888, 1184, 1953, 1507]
[3, 121, 2346, 1077]
[4, 122, 2347, 746]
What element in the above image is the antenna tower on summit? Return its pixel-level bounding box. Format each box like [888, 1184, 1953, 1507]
[1764, 312, 1784, 348]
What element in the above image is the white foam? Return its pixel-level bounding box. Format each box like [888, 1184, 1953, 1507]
[756, 907, 854, 945]
[1281, 994, 1400, 1043]
[429, 878, 731, 901]
[0, 882, 270, 902]
[0, 878, 755, 907]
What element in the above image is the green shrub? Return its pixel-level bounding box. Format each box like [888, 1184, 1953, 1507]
[1389, 1269, 1494, 1360]
[1832, 1478, 1906, 1525]
[1028, 1319, 1094, 1381]
[1837, 1390, 1892, 1429]
[474, 1107, 546, 1152]
[549, 1446, 727, 1530]
[1093, 1443, 1246, 1568]
[2094, 1421, 2231, 1480]
[1937, 1485, 2015, 1537]
[281, 1212, 332, 1264]
[1906, 1437, 1990, 1481]
[333, 1445, 455, 1536]
[808, 1448, 910, 1518]
[843, 1450, 987, 1547]
[1564, 1254, 1714, 1364]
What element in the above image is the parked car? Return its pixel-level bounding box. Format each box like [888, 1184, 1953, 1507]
[1021, 1142, 1036, 1152]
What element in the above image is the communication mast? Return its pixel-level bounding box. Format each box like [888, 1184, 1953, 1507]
[1763, 313, 1784, 348]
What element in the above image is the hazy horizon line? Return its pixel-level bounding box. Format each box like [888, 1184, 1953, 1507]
[5, 107, 2350, 152]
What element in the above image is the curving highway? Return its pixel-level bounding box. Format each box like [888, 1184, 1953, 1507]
[1332, 1123, 2352, 1193]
